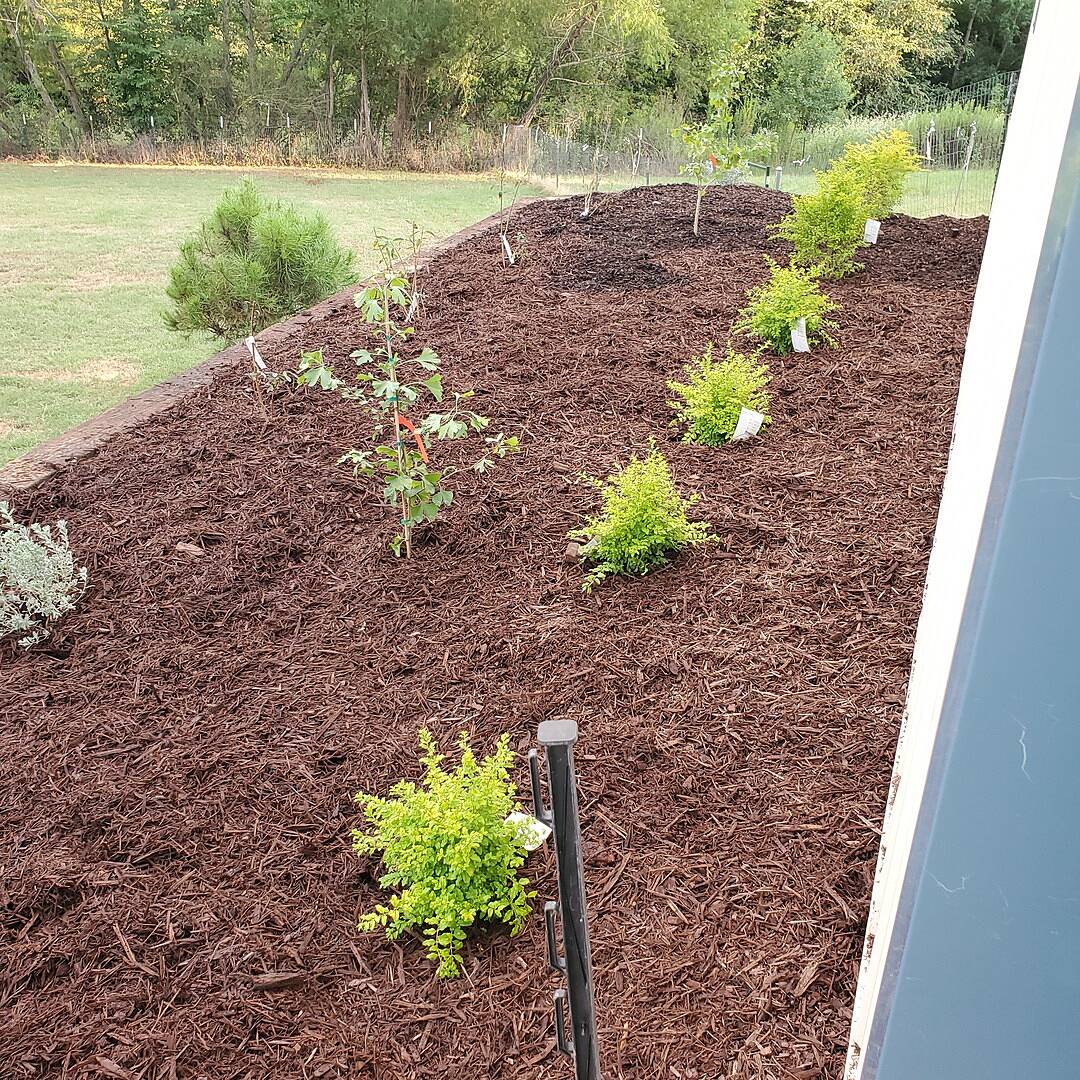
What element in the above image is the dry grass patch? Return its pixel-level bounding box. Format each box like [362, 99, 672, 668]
[0, 359, 140, 384]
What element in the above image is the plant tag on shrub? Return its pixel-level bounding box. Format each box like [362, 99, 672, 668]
[731, 406, 765, 442]
[791, 317, 810, 353]
[501, 233, 516, 265]
[244, 335, 268, 371]
[506, 811, 551, 852]
[864, 218, 881, 244]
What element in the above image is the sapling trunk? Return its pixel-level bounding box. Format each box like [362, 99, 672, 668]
[693, 186, 704, 237]
[381, 281, 412, 558]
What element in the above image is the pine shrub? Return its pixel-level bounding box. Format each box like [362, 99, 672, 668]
[771, 170, 867, 277]
[571, 445, 711, 592]
[164, 179, 356, 341]
[668, 343, 772, 445]
[735, 260, 839, 354]
[353, 730, 535, 979]
[1, 502, 87, 647]
[831, 129, 922, 220]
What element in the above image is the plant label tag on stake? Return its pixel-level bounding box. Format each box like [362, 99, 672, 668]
[501, 233, 516, 265]
[731, 406, 765, 442]
[864, 218, 881, 244]
[791, 317, 810, 353]
[506, 810, 551, 852]
[244, 335, 268, 371]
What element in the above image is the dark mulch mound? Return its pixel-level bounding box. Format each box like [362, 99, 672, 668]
[0, 184, 986, 1079]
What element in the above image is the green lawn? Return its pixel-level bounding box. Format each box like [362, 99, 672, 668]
[775, 166, 996, 218]
[0, 163, 539, 465]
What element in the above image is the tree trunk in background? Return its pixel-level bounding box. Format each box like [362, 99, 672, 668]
[93, 0, 120, 74]
[518, 12, 588, 128]
[326, 40, 335, 129]
[22, 0, 88, 129]
[392, 68, 411, 149]
[220, 0, 235, 112]
[2, 11, 58, 117]
[240, 0, 257, 105]
[278, 20, 311, 89]
[358, 48, 372, 139]
[951, 10, 976, 87]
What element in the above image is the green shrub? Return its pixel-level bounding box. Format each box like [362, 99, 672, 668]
[164, 179, 356, 341]
[571, 445, 711, 592]
[831, 129, 922, 220]
[353, 730, 535, 979]
[735, 261, 840, 354]
[771, 169, 868, 277]
[1, 502, 87, 648]
[668, 343, 772, 445]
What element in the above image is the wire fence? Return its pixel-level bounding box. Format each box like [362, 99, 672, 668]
[3, 70, 1017, 219]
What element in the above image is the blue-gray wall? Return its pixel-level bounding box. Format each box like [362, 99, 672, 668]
[868, 83, 1080, 1079]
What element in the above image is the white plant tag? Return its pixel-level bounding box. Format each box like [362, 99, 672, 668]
[731, 406, 765, 442]
[406, 293, 419, 321]
[244, 335, 268, 371]
[791, 317, 809, 353]
[506, 811, 551, 852]
[864, 218, 881, 244]
[501, 233, 516, 265]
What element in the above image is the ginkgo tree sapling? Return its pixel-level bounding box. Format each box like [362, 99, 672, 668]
[340, 234, 518, 556]
[677, 67, 760, 237]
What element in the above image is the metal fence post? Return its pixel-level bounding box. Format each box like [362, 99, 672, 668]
[530, 720, 601, 1080]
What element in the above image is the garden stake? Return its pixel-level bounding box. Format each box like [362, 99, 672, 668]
[531, 721, 600, 1080]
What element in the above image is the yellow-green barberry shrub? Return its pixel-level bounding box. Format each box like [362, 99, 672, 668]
[668, 343, 772, 445]
[570, 444, 712, 592]
[770, 169, 867, 277]
[353, 730, 535, 978]
[734, 260, 840, 354]
[831, 129, 922, 221]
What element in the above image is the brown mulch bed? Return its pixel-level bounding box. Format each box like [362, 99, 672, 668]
[0, 184, 986, 1080]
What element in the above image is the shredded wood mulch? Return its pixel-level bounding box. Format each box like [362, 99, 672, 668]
[0, 185, 986, 1080]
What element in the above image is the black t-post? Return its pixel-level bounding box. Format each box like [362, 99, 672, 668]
[533, 720, 601, 1079]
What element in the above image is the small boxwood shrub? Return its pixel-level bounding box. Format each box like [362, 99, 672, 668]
[734, 260, 839, 354]
[1, 502, 87, 647]
[771, 169, 867, 277]
[831, 129, 922, 221]
[668, 342, 772, 445]
[571, 445, 711, 592]
[164, 179, 356, 341]
[353, 730, 535, 979]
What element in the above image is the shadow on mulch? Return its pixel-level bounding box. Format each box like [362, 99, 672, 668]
[0, 183, 987, 1079]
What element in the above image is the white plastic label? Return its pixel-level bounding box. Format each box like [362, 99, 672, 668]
[791, 317, 810, 353]
[501, 233, 516, 265]
[731, 406, 765, 442]
[864, 218, 881, 244]
[243, 335, 268, 371]
[506, 811, 551, 852]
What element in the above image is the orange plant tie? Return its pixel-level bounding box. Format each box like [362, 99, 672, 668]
[396, 414, 431, 463]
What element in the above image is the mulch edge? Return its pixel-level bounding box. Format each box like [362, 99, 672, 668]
[0, 200, 541, 494]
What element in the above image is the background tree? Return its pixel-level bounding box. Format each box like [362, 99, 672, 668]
[764, 24, 852, 128]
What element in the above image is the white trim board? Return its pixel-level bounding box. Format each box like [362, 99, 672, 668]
[845, 3, 1080, 1076]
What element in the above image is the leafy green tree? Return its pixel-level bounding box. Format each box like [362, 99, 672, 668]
[946, 0, 1033, 87]
[164, 179, 356, 341]
[765, 24, 852, 128]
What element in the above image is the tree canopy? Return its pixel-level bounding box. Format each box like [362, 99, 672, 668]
[0, 0, 1035, 144]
